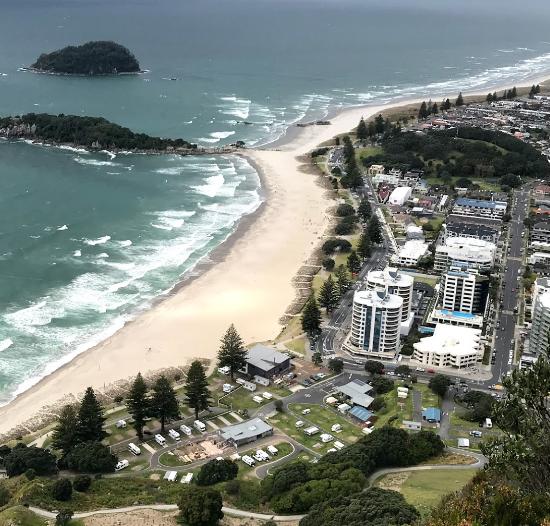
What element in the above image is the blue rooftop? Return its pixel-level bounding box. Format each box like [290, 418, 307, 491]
[455, 197, 506, 210]
[422, 407, 441, 422]
[349, 406, 374, 422]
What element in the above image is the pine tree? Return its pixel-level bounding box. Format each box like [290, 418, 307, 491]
[486, 93, 493, 103]
[319, 275, 337, 313]
[330, 276, 341, 306]
[357, 229, 372, 259]
[427, 99, 433, 115]
[432, 102, 439, 114]
[217, 324, 247, 380]
[357, 198, 371, 222]
[367, 121, 377, 138]
[301, 295, 321, 337]
[126, 372, 149, 440]
[334, 264, 351, 295]
[367, 215, 383, 244]
[347, 250, 361, 274]
[185, 361, 210, 420]
[492, 91, 497, 101]
[342, 135, 354, 163]
[356, 118, 368, 141]
[535, 84, 541, 94]
[511, 86, 517, 98]
[529, 85, 536, 98]
[151, 375, 179, 432]
[442, 98, 451, 111]
[76, 387, 106, 443]
[418, 101, 428, 120]
[455, 92, 464, 106]
[374, 114, 385, 134]
[52, 404, 79, 456]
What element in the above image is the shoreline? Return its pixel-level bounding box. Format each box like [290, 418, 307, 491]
[1, 73, 549, 438]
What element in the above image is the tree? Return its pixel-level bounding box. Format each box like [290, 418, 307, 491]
[428, 374, 452, 398]
[394, 364, 411, 377]
[52, 404, 79, 456]
[217, 324, 247, 380]
[301, 295, 321, 337]
[357, 230, 371, 259]
[312, 352, 323, 366]
[441, 98, 451, 111]
[367, 215, 383, 244]
[364, 360, 384, 376]
[185, 361, 210, 420]
[56, 510, 74, 526]
[197, 459, 238, 486]
[328, 358, 344, 374]
[432, 102, 439, 114]
[356, 118, 368, 141]
[150, 375, 180, 432]
[274, 399, 284, 412]
[486, 92, 494, 103]
[370, 396, 386, 412]
[52, 478, 73, 502]
[501, 173, 521, 188]
[126, 373, 149, 441]
[319, 275, 338, 313]
[322, 257, 335, 271]
[456, 92, 464, 106]
[357, 198, 371, 222]
[336, 203, 355, 217]
[177, 486, 224, 526]
[4, 445, 57, 477]
[374, 114, 385, 134]
[73, 474, 92, 492]
[418, 101, 428, 120]
[370, 375, 394, 395]
[66, 441, 117, 473]
[346, 250, 361, 274]
[76, 387, 106, 444]
[334, 265, 351, 296]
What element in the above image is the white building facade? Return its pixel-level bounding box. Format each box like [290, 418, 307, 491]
[529, 283, 550, 355]
[441, 267, 488, 315]
[413, 324, 482, 368]
[434, 237, 496, 272]
[388, 186, 412, 206]
[344, 290, 403, 358]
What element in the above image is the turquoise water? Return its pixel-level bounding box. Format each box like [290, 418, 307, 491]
[1, 0, 550, 402]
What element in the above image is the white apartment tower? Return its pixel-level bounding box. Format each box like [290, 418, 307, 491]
[366, 266, 414, 333]
[441, 267, 488, 315]
[344, 290, 403, 358]
[530, 279, 550, 355]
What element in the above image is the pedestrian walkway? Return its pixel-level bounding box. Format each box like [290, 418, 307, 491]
[217, 415, 232, 426]
[206, 420, 219, 430]
[229, 412, 243, 422]
[141, 442, 157, 455]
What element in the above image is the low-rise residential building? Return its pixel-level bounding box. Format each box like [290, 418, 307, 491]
[373, 172, 399, 187]
[391, 240, 430, 267]
[388, 186, 413, 206]
[452, 197, 507, 220]
[220, 418, 273, 446]
[434, 237, 496, 272]
[529, 252, 550, 266]
[367, 164, 385, 175]
[241, 345, 291, 379]
[413, 324, 483, 368]
[531, 222, 550, 244]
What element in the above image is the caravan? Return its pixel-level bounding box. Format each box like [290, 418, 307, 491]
[194, 420, 206, 432]
[128, 443, 141, 456]
[155, 434, 166, 446]
[115, 460, 129, 471]
[168, 429, 181, 441]
[179, 424, 192, 436]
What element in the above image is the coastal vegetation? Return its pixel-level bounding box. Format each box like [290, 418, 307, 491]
[0, 113, 196, 152]
[31, 41, 140, 75]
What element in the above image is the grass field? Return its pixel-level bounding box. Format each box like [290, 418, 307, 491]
[288, 403, 363, 444]
[377, 468, 478, 516]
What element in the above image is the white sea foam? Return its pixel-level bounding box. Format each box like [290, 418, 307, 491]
[84, 235, 111, 246]
[57, 224, 68, 231]
[197, 137, 220, 144]
[73, 250, 82, 257]
[96, 253, 109, 259]
[4, 300, 60, 329]
[73, 157, 119, 167]
[192, 174, 225, 197]
[57, 145, 89, 154]
[210, 131, 235, 139]
[220, 95, 251, 120]
[0, 339, 13, 352]
[117, 240, 133, 247]
[151, 222, 173, 231]
[155, 167, 185, 176]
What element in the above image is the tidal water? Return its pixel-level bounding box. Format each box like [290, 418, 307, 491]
[1, 0, 550, 403]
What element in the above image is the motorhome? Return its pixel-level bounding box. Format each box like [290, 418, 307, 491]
[115, 459, 129, 471]
[194, 420, 206, 432]
[155, 434, 166, 446]
[267, 445, 279, 456]
[179, 424, 192, 436]
[304, 426, 320, 436]
[128, 443, 141, 456]
[168, 429, 181, 441]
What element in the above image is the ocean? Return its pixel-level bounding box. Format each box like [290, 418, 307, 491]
[1, 0, 550, 403]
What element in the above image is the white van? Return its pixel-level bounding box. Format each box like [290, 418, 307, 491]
[222, 383, 233, 394]
[128, 443, 141, 456]
[267, 445, 279, 456]
[334, 441, 345, 450]
[194, 420, 206, 432]
[168, 429, 181, 441]
[115, 459, 129, 471]
[218, 366, 231, 375]
[155, 434, 166, 446]
[179, 424, 192, 436]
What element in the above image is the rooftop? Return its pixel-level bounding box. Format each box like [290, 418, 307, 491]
[414, 324, 482, 357]
[220, 417, 273, 443]
[422, 407, 441, 421]
[367, 266, 414, 288]
[246, 344, 290, 372]
[353, 289, 403, 309]
[455, 197, 507, 210]
[336, 379, 374, 408]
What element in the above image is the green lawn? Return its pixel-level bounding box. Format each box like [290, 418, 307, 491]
[377, 468, 478, 516]
[288, 403, 363, 444]
[356, 146, 383, 163]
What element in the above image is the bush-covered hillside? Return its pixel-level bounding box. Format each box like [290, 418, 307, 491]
[0, 113, 196, 151]
[32, 41, 140, 75]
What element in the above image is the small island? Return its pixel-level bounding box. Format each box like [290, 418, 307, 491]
[31, 41, 141, 75]
[0, 113, 198, 153]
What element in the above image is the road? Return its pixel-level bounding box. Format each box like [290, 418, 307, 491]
[490, 187, 530, 384]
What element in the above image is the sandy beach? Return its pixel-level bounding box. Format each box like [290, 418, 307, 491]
[1, 75, 549, 436]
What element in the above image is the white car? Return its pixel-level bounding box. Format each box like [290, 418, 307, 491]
[301, 408, 311, 415]
[242, 455, 255, 467]
[415, 367, 425, 372]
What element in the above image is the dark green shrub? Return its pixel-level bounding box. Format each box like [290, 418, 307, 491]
[73, 474, 92, 492]
[52, 478, 73, 501]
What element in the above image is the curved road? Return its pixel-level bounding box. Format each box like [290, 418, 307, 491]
[28, 447, 485, 523]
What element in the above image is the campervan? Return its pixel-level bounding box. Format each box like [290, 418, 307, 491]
[194, 420, 206, 432]
[179, 424, 192, 436]
[115, 460, 129, 471]
[168, 429, 181, 441]
[155, 434, 166, 446]
[128, 443, 141, 456]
